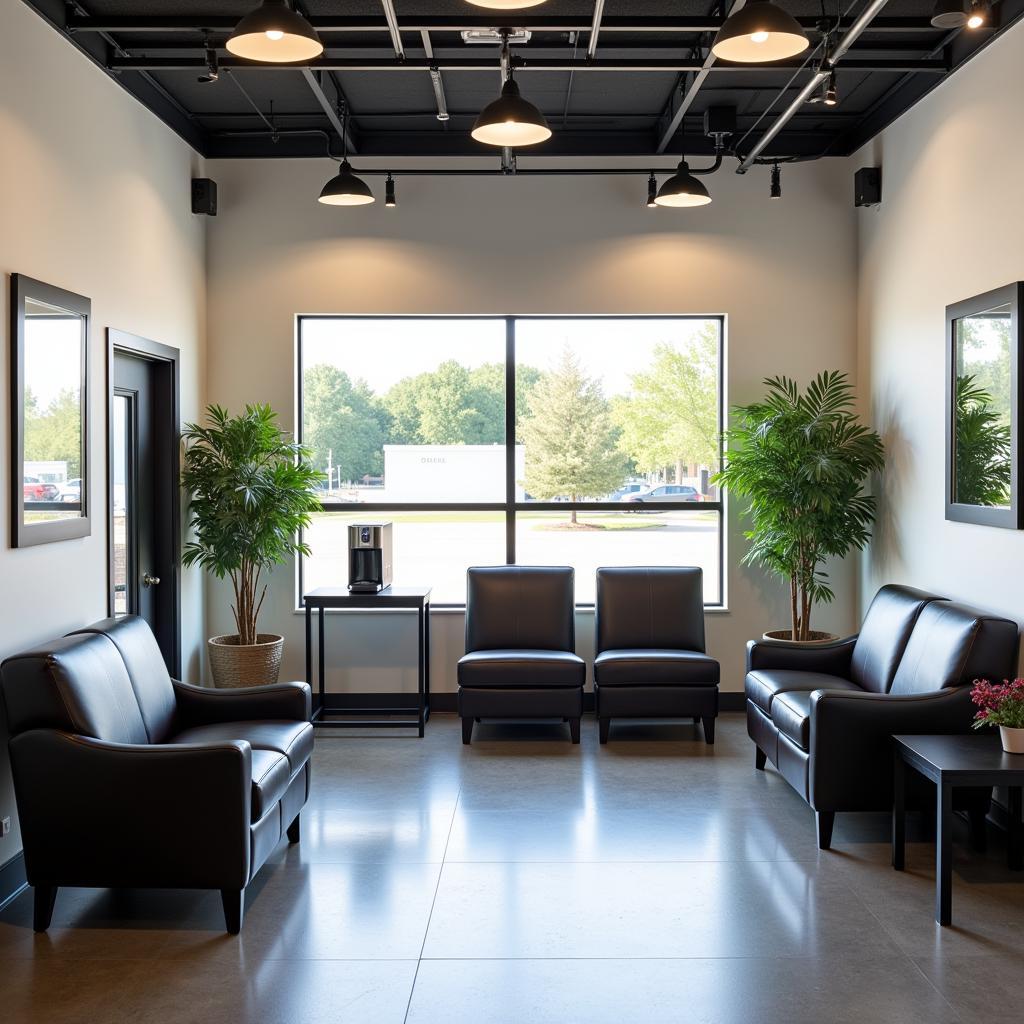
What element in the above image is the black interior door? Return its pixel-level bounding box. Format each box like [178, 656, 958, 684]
[110, 340, 180, 674]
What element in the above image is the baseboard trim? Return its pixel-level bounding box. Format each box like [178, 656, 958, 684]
[0, 852, 27, 912]
[324, 692, 746, 714]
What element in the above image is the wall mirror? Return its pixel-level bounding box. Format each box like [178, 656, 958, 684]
[945, 282, 1023, 529]
[10, 274, 91, 546]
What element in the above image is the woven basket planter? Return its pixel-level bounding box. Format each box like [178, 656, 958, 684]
[208, 633, 284, 688]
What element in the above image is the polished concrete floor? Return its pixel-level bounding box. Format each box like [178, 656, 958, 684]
[3, 713, 1024, 1023]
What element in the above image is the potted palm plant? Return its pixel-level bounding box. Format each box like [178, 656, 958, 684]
[713, 371, 884, 643]
[182, 403, 322, 687]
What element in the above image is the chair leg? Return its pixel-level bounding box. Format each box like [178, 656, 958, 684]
[816, 811, 836, 851]
[287, 813, 301, 844]
[461, 716, 474, 745]
[221, 888, 245, 935]
[755, 746, 767, 771]
[569, 717, 581, 744]
[701, 715, 716, 745]
[599, 717, 610, 744]
[33, 885, 57, 932]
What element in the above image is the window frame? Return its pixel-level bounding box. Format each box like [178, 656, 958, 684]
[297, 314, 725, 609]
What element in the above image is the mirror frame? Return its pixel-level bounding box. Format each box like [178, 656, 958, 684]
[9, 273, 91, 547]
[945, 281, 1024, 529]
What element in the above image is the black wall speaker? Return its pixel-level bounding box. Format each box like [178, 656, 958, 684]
[854, 167, 881, 208]
[191, 178, 218, 216]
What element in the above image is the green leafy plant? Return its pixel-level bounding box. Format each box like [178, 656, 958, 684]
[182, 404, 322, 646]
[955, 374, 1011, 507]
[713, 372, 884, 641]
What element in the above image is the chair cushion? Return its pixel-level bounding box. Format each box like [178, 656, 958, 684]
[594, 649, 720, 686]
[250, 749, 290, 822]
[849, 585, 943, 694]
[745, 669, 862, 716]
[771, 690, 813, 750]
[458, 650, 585, 688]
[172, 720, 313, 775]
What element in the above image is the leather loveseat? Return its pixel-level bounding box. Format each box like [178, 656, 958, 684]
[0, 615, 313, 933]
[746, 585, 1019, 849]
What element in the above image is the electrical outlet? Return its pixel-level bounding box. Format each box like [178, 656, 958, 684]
[1, 816, 10, 838]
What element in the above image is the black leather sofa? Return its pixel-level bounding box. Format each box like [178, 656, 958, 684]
[594, 566, 719, 744]
[0, 615, 313, 933]
[458, 566, 585, 744]
[746, 584, 1019, 849]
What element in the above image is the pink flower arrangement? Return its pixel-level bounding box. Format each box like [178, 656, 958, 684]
[971, 678, 1024, 730]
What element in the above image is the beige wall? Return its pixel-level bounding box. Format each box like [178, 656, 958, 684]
[0, 0, 207, 869]
[205, 155, 860, 699]
[854, 18, 1024, 661]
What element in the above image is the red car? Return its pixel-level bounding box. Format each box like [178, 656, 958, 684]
[24, 476, 59, 501]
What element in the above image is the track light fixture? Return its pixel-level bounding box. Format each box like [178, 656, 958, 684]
[770, 164, 782, 199]
[226, 0, 324, 63]
[198, 46, 220, 83]
[471, 32, 551, 147]
[824, 69, 838, 106]
[654, 160, 712, 208]
[385, 174, 396, 208]
[966, 0, 990, 27]
[930, 0, 968, 29]
[711, 0, 810, 64]
[647, 172, 658, 208]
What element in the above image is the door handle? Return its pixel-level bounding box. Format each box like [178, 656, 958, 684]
[143, 573, 161, 587]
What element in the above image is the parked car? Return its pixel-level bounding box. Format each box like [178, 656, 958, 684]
[23, 476, 59, 502]
[623, 484, 705, 505]
[609, 482, 647, 502]
[58, 478, 82, 503]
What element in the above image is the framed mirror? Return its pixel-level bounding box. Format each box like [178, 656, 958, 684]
[945, 282, 1024, 529]
[10, 274, 91, 546]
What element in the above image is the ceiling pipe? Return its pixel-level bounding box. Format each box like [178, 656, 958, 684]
[421, 31, 450, 122]
[736, 0, 893, 172]
[379, 0, 405, 59]
[587, 0, 607, 59]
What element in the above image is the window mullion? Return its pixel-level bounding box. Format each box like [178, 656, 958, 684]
[505, 316, 516, 564]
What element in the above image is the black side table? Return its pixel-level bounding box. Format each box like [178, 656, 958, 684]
[303, 586, 432, 737]
[892, 733, 1024, 925]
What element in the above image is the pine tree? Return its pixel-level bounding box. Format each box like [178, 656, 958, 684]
[521, 348, 626, 524]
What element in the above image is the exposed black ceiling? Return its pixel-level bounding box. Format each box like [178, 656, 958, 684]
[20, 0, 1024, 165]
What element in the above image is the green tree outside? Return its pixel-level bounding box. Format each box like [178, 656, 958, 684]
[24, 387, 82, 478]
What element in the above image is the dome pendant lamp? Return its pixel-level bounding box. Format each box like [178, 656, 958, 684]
[654, 160, 712, 208]
[226, 0, 324, 64]
[711, 0, 809, 63]
[466, 1, 549, 8]
[472, 32, 551, 148]
[930, 0, 968, 28]
[318, 160, 375, 206]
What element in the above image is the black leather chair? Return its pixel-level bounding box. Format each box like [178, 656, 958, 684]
[746, 585, 1019, 848]
[594, 567, 719, 744]
[0, 615, 313, 933]
[458, 566, 585, 744]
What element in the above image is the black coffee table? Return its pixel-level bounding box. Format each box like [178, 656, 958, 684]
[892, 733, 1024, 925]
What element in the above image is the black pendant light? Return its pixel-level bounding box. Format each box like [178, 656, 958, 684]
[319, 160, 374, 206]
[711, 0, 809, 63]
[226, 1, 324, 64]
[930, 0, 968, 27]
[654, 160, 712, 208]
[472, 32, 551, 148]
[466, 1, 549, 8]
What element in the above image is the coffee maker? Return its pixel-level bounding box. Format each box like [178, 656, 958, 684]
[347, 522, 393, 593]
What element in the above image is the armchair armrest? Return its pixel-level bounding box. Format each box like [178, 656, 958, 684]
[173, 679, 311, 725]
[746, 635, 858, 676]
[9, 729, 252, 889]
[808, 686, 975, 812]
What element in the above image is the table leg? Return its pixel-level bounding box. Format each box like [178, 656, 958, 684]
[305, 603, 314, 721]
[417, 603, 425, 738]
[936, 779, 953, 926]
[1009, 787, 1023, 871]
[318, 606, 326, 716]
[892, 750, 906, 871]
[424, 601, 431, 719]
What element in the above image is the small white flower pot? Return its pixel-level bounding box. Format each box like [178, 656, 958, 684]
[999, 726, 1024, 754]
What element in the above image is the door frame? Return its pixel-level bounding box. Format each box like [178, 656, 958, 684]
[106, 329, 182, 676]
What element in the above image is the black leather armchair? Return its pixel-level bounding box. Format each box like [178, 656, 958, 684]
[746, 585, 1019, 849]
[458, 566, 585, 744]
[0, 615, 313, 933]
[594, 567, 719, 744]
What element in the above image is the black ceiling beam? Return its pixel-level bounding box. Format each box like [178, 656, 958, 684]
[68, 14, 943, 34]
[109, 56, 948, 73]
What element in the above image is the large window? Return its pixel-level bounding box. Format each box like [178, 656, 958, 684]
[298, 316, 724, 606]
